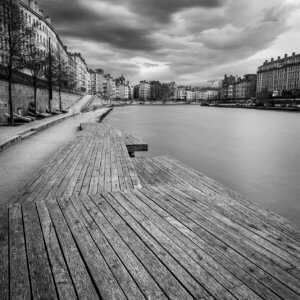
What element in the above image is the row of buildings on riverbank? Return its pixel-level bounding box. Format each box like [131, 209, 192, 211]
[137, 76, 256, 102]
[0, 0, 133, 100]
[137, 52, 300, 102]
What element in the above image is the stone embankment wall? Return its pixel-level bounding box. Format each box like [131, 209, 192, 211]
[0, 79, 83, 123]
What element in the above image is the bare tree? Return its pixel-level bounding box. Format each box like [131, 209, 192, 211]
[0, 0, 34, 124]
[52, 49, 71, 111]
[23, 31, 46, 113]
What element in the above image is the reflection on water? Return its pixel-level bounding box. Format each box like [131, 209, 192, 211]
[105, 105, 300, 227]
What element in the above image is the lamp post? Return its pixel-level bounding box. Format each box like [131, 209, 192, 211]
[48, 37, 52, 111]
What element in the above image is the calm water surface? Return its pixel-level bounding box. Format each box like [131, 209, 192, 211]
[105, 105, 300, 227]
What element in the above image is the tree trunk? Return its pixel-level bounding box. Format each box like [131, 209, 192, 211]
[8, 72, 14, 125]
[33, 76, 37, 113]
[59, 80, 62, 111]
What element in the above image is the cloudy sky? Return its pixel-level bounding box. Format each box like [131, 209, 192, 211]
[37, 0, 300, 85]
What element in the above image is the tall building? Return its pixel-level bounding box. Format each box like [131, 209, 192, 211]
[139, 81, 151, 100]
[221, 74, 256, 99]
[90, 69, 105, 96]
[1, 0, 71, 73]
[235, 74, 257, 99]
[257, 52, 300, 96]
[103, 74, 116, 100]
[69, 52, 88, 93]
[176, 87, 186, 100]
[221, 75, 237, 99]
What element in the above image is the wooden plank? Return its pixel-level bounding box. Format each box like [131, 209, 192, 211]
[157, 156, 300, 243]
[140, 186, 283, 300]
[154, 156, 300, 251]
[128, 188, 244, 290]
[70, 195, 146, 299]
[57, 196, 127, 300]
[111, 132, 127, 191]
[80, 136, 101, 194]
[67, 134, 96, 196]
[36, 200, 77, 299]
[73, 136, 98, 195]
[110, 131, 121, 192]
[122, 131, 148, 153]
[22, 203, 58, 299]
[107, 191, 236, 299]
[45, 197, 99, 299]
[86, 194, 169, 300]
[89, 193, 194, 300]
[52, 135, 96, 198]
[97, 193, 216, 299]
[9, 205, 31, 299]
[13, 136, 82, 204]
[98, 131, 107, 193]
[114, 129, 142, 189]
[142, 157, 300, 266]
[0, 206, 9, 299]
[104, 131, 112, 192]
[163, 185, 299, 272]
[88, 132, 105, 194]
[153, 185, 300, 297]
[174, 187, 300, 267]
[113, 130, 133, 190]
[22, 135, 90, 203]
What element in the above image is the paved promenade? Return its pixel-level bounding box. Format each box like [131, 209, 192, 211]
[0, 95, 95, 152]
[0, 123, 299, 299]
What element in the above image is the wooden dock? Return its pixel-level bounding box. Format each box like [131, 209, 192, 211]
[1, 123, 300, 299]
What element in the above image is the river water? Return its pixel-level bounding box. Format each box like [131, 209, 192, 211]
[105, 105, 300, 227]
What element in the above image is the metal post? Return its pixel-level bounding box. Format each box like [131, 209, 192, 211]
[48, 37, 52, 111]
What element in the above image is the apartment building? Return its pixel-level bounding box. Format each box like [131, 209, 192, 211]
[139, 81, 151, 100]
[0, 0, 70, 68]
[69, 52, 88, 93]
[257, 52, 300, 96]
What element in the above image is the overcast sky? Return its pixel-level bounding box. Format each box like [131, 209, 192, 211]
[37, 0, 300, 85]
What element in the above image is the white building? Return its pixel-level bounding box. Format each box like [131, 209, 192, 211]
[257, 52, 300, 96]
[69, 52, 88, 93]
[176, 87, 186, 100]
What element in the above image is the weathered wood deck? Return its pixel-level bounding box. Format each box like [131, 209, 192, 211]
[1, 123, 300, 299]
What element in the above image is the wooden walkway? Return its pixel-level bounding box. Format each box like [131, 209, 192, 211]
[1, 123, 300, 299]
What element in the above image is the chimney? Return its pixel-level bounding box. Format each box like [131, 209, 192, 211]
[284, 54, 288, 58]
[277, 56, 281, 60]
[271, 58, 274, 62]
[292, 52, 296, 56]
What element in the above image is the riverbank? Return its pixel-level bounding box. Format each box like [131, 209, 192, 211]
[207, 104, 300, 112]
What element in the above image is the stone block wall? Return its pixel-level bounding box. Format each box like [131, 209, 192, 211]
[0, 80, 82, 122]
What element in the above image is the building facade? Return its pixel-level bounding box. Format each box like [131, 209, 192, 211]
[221, 74, 256, 99]
[235, 74, 257, 99]
[139, 81, 151, 100]
[69, 52, 88, 93]
[257, 52, 300, 96]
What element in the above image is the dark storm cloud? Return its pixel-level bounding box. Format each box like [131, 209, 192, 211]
[61, 22, 157, 51]
[35, 0, 298, 83]
[37, 0, 158, 50]
[37, 0, 224, 51]
[109, 0, 223, 22]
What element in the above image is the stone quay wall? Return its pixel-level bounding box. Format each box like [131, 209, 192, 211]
[0, 79, 83, 123]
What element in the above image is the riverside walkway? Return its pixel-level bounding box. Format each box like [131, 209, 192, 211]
[1, 122, 300, 299]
